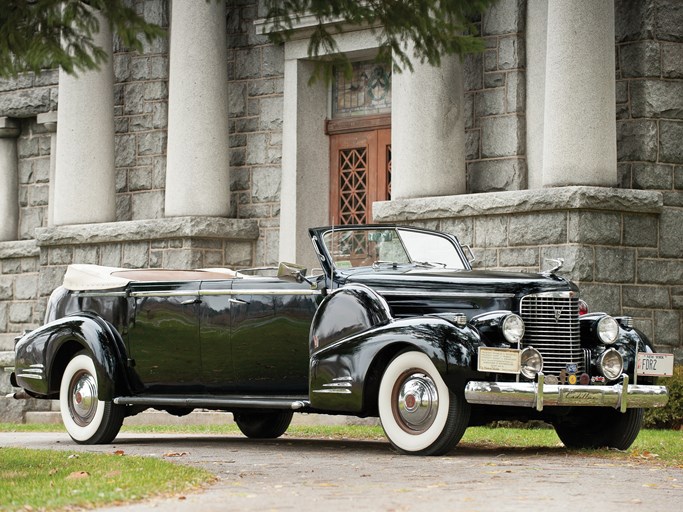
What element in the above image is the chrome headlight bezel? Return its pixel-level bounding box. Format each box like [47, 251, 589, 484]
[520, 347, 543, 379]
[597, 316, 619, 345]
[502, 313, 525, 344]
[597, 348, 623, 380]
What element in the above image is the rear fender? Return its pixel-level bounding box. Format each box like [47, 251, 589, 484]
[14, 313, 127, 400]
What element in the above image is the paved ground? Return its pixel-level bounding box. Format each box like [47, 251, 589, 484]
[1, 432, 681, 512]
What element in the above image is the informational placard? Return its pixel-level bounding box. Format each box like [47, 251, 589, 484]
[636, 352, 674, 377]
[477, 347, 520, 374]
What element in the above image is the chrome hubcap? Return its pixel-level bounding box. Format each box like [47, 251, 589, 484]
[395, 372, 439, 433]
[69, 371, 97, 426]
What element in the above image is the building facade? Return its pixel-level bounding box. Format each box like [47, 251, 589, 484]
[1, 0, 681, 420]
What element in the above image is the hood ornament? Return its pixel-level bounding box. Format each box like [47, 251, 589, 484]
[543, 258, 564, 275]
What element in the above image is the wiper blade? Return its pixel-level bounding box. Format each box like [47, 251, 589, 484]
[372, 261, 399, 269]
[413, 261, 447, 268]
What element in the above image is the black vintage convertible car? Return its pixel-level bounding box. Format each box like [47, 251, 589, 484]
[11, 225, 671, 455]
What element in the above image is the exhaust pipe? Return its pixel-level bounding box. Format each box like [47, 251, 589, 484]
[5, 390, 31, 400]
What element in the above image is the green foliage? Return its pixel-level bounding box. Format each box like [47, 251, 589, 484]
[0, 0, 164, 78]
[643, 364, 683, 430]
[263, 0, 499, 82]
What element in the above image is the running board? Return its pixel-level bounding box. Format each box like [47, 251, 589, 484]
[113, 395, 310, 410]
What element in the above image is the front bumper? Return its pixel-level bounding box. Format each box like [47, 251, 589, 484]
[464, 374, 669, 412]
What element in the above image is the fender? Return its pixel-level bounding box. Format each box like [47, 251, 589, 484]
[14, 312, 129, 400]
[309, 284, 483, 413]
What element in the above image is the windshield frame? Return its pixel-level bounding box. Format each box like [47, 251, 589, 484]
[310, 225, 470, 278]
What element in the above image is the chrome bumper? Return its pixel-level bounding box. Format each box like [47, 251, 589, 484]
[464, 374, 669, 412]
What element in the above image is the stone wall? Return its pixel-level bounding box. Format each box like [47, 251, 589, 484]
[17, 119, 52, 240]
[0, 217, 259, 420]
[113, 0, 170, 222]
[464, 0, 526, 193]
[374, 186, 682, 360]
[227, 0, 284, 266]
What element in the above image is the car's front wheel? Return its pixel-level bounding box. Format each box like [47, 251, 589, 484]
[234, 410, 293, 439]
[378, 351, 470, 455]
[554, 407, 644, 450]
[59, 352, 124, 444]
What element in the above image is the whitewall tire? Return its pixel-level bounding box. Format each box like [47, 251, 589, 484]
[378, 351, 470, 455]
[59, 352, 124, 444]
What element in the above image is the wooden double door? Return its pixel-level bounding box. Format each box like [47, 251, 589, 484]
[329, 122, 391, 225]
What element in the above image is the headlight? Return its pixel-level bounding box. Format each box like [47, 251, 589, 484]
[597, 348, 623, 380]
[597, 316, 619, 344]
[502, 314, 525, 344]
[520, 347, 543, 379]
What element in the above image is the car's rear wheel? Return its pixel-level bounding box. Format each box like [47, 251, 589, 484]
[59, 352, 124, 444]
[234, 410, 293, 439]
[554, 407, 643, 450]
[378, 351, 470, 455]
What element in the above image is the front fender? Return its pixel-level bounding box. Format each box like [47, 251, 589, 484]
[309, 316, 481, 413]
[14, 313, 127, 400]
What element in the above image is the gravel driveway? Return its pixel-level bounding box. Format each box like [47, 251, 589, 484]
[1, 432, 681, 512]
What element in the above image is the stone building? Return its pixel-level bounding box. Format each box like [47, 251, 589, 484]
[0, 0, 681, 421]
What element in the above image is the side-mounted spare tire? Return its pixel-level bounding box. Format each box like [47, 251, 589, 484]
[378, 351, 470, 456]
[60, 351, 124, 444]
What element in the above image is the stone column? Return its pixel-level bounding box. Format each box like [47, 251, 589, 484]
[165, 0, 230, 217]
[542, 0, 617, 187]
[53, 10, 116, 225]
[0, 118, 20, 241]
[391, 52, 466, 198]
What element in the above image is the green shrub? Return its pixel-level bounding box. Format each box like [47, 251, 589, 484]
[643, 364, 683, 430]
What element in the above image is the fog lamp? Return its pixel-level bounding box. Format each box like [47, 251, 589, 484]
[597, 316, 619, 345]
[520, 347, 543, 379]
[502, 314, 525, 344]
[597, 348, 623, 380]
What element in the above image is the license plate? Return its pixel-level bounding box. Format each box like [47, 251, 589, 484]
[477, 347, 520, 374]
[636, 352, 674, 377]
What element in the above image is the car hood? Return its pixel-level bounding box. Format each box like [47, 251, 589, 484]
[338, 268, 575, 318]
[342, 267, 574, 297]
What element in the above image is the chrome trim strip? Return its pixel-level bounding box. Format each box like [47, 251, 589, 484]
[17, 373, 43, 380]
[311, 389, 353, 394]
[72, 291, 128, 298]
[130, 290, 199, 298]
[129, 289, 321, 298]
[322, 382, 352, 388]
[114, 395, 311, 410]
[378, 291, 515, 299]
[21, 368, 43, 374]
[464, 381, 669, 409]
[199, 289, 321, 296]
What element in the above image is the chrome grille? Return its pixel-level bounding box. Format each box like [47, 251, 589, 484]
[519, 291, 584, 376]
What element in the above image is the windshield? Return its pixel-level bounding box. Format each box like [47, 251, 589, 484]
[321, 227, 466, 270]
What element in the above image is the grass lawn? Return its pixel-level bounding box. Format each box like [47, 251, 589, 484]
[0, 422, 680, 511]
[1, 422, 681, 467]
[0, 446, 213, 512]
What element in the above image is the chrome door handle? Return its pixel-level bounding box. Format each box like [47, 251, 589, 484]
[180, 298, 201, 305]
